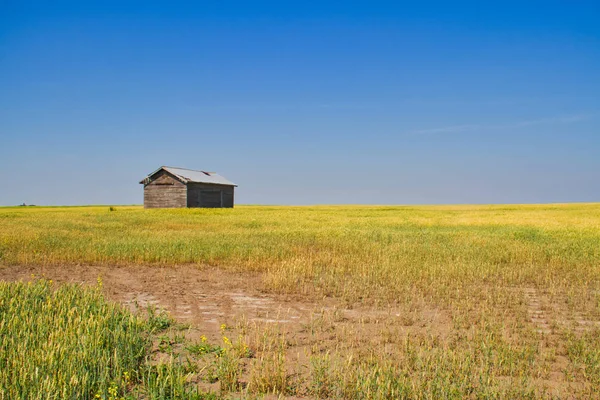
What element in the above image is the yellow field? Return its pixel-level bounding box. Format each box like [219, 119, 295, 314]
[1, 204, 599, 398]
[1, 204, 599, 298]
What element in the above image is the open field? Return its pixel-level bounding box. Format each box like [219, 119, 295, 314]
[1, 204, 600, 398]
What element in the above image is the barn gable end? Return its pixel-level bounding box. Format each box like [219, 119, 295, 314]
[142, 170, 187, 209]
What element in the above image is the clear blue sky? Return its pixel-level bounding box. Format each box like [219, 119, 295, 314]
[1, 1, 599, 205]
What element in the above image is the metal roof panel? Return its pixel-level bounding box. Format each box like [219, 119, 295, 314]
[141, 166, 237, 186]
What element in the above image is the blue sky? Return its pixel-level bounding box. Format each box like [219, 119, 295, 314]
[1, 1, 599, 205]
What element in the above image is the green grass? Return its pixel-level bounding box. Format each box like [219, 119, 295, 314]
[0, 279, 144, 399]
[0, 279, 214, 400]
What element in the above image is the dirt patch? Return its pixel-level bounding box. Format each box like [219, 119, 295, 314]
[0, 264, 456, 368]
[0, 265, 314, 339]
[0, 265, 445, 342]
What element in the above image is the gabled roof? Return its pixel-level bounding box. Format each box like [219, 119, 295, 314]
[140, 166, 237, 186]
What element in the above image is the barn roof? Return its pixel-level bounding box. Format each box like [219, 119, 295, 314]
[140, 166, 237, 186]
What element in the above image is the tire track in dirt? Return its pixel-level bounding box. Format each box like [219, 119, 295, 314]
[524, 289, 600, 334]
[523, 287, 551, 334]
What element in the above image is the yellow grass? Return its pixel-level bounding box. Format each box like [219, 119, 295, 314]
[1, 204, 599, 398]
[1, 204, 598, 300]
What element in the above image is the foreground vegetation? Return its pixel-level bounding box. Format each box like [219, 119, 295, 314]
[0, 204, 599, 398]
[0, 279, 216, 399]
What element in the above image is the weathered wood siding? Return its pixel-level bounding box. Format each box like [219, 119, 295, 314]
[187, 183, 234, 208]
[143, 170, 187, 208]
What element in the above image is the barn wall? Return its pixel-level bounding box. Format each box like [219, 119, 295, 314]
[187, 183, 235, 208]
[143, 170, 187, 208]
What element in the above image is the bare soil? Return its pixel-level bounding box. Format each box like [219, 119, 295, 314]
[0, 264, 434, 343]
[1, 265, 308, 339]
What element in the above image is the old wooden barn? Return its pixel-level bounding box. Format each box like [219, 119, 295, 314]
[140, 166, 237, 208]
